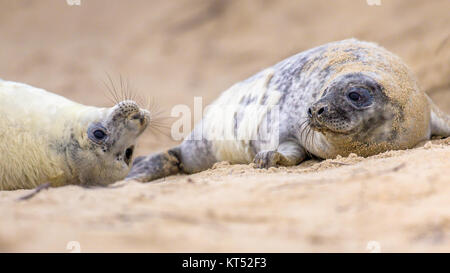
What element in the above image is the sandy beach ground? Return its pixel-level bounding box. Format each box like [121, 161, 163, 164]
[0, 0, 449, 252]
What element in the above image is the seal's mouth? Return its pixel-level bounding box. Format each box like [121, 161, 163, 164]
[131, 112, 148, 127]
[131, 109, 151, 134]
[309, 118, 353, 135]
[310, 120, 333, 134]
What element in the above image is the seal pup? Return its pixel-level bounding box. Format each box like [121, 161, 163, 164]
[0, 80, 150, 190]
[127, 39, 450, 182]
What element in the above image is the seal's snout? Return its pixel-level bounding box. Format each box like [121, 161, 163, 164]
[107, 100, 141, 123]
[105, 100, 151, 135]
[308, 102, 330, 128]
[109, 100, 149, 123]
[308, 102, 346, 133]
[131, 112, 147, 126]
[135, 108, 151, 127]
[116, 100, 141, 118]
[308, 104, 328, 119]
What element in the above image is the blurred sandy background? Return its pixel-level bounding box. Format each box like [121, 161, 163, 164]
[0, 0, 449, 252]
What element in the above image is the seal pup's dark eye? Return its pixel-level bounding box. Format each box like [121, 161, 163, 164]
[346, 87, 373, 108]
[88, 124, 108, 144]
[348, 92, 361, 101]
[93, 130, 106, 140]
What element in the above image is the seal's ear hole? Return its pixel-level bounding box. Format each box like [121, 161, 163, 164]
[124, 146, 134, 165]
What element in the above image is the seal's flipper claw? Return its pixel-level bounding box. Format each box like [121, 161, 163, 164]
[253, 150, 282, 169]
[253, 142, 307, 169]
[126, 148, 181, 182]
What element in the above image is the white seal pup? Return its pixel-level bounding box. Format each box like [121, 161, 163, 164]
[127, 39, 450, 182]
[0, 79, 150, 190]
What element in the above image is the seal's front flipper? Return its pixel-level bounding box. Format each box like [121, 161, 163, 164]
[429, 96, 450, 137]
[253, 141, 306, 169]
[126, 147, 182, 182]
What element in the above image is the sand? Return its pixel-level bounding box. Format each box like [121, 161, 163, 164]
[0, 0, 449, 252]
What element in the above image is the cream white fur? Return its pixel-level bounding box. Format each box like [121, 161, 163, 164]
[0, 81, 110, 190]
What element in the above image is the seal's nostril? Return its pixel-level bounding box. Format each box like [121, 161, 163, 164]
[317, 107, 325, 115]
[307, 108, 313, 117]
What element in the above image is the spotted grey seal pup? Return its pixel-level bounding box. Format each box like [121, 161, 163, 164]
[0, 79, 150, 190]
[127, 39, 450, 182]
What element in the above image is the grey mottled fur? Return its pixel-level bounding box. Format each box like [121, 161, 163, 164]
[127, 39, 450, 182]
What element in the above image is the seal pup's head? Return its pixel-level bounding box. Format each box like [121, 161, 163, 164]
[301, 40, 432, 158]
[308, 72, 392, 137]
[307, 71, 429, 158]
[73, 100, 150, 186]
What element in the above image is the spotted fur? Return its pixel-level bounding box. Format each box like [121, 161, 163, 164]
[128, 39, 450, 182]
